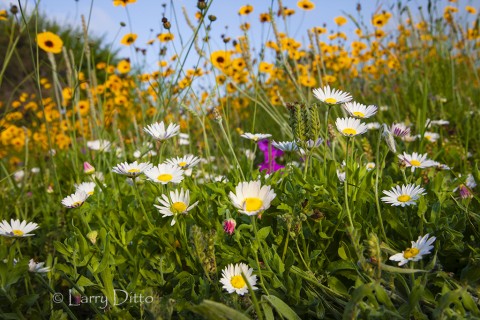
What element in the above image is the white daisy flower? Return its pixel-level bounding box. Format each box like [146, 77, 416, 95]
[367, 122, 381, 130]
[143, 121, 180, 141]
[423, 132, 440, 143]
[401, 134, 417, 142]
[164, 155, 200, 169]
[74, 182, 96, 196]
[335, 117, 368, 137]
[343, 102, 377, 119]
[381, 184, 426, 207]
[389, 234, 436, 266]
[154, 188, 198, 226]
[0, 219, 39, 237]
[87, 139, 111, 152]
[179, 133, 190, 145]
[112, 161, 152, 178]
[426, 118, 450, 127]
[241, 132, 272, 142]
[366, 162, 376, 171]
[271, 140, 298, 151]
[29, 259, 50, 273]
[313, 85, 352, 105]
[388, 123, 411, 138]
[61, 190, 89, 208]
[229, 181, 276, 216]
[220, 263, 258, 295]
[398, 152, 437, 172]
[144, 164, 184, 184]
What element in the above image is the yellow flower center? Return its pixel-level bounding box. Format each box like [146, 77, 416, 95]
[128, 168, 140, 173]
[12, 229, 24, 236]
[230, 275, 246, 289]
[244, 197, 263, 212]
[171, 202, 187, 213]
[178, 162, 187, 167]
[352, 111, 365, 118]
[410, 160, 421, 167]
[88, 191, 94, 195]
[342, 128, 357, 136]
[325, 97, 337, 104]
[157, 174, 173, 182]
[397, 195, 411, 202]
[72, 201, 82, 207]
[403, 247, 420, 259]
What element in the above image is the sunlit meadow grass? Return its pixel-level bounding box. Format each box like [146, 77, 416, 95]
[0, 0, 479, 319]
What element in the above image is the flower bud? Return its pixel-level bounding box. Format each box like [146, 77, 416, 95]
[87, 230, 98, 245]
[223, 218, 236, 235]
[83, 161, 95, 175]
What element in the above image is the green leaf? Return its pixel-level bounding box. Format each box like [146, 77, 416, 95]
[338, 246, 348, 260]
[257, 226, 271, 242]
[188, 300, 251, 320]
[263, 295, 301, 320]
[76, 276, 96, 287]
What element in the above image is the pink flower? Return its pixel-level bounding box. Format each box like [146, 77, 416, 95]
[83, 162, 95, 174]
[223, 219, 237, 235]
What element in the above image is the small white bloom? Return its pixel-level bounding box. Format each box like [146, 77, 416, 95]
[229, 181, 276, 216]
[367, 122, 381, 130]
[31, 167, 40, 174]
[144, 164, 184, 184]
[398, 152, 437, 172]
[241, 132, 272, 142]
[164, 155, 200, 169]
[29, 259, 50, 273]
[74, 182, 96, 196]
[343, 102, 377, 118]
[154, 188, 198, 226]
[389, 234, 436, 266]
[313, 85, 352, 105]
[366, 162, 376, 171]
[143, 121, 180, 141]
[381, 184, 426, 207]
[13, 170, 25, 182]
[335, 117, 368, 137]
[220, 263, 258, 295]
[0, 219, 39, 237]
[87, 139, 111, 151]
[61, 190, 89, 208]
[272, 140, 298, 151]
[337, 170, 346, 183]
[423, 132, 440, 143]
[112, 161, 152, 178]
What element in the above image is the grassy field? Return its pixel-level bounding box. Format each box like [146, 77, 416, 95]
[0, 0, 479, 319]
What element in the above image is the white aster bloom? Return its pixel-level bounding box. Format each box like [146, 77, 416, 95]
[366, 162, 376, 171]
[61, 190, 89, 208]
[143, 121, 180, 141]
[165, 155, 200, 169]
[343, 102, 377, 118]
[154, 188, 198, 226]
[112, 161, 152, 178]
[313, 85, 352, 105]
[423, 132, 440, 143]
[271, 140, 298, 151]
[381, 184, 426, 207]
[144, 164, 184, 184]
[0, 219, 39, 237]
[398, 152, 437, 172]
[229, 181, 276, 216]
[29, 259, 50, 273]
[389, 234, 436, 266]
[74, 182, 96, 196]
[240, 132, 272, 142]
[367, 122, 381, 130]
[388, 123, 411, 137]
[220, 263, 258, 295]
[87, 139, 111, 151]
[335, 117, 368, 137]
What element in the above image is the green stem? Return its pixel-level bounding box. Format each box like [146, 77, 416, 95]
[344, 138, 354, 230]
[322, 105, 332, 178]
[133, 180, 153, 229]
[374, 132, 388, 242]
